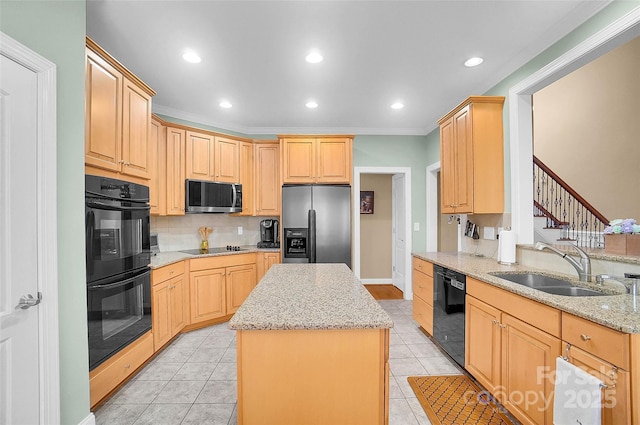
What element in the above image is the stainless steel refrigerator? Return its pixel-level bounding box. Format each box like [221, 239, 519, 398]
[282, 184, 351, 268]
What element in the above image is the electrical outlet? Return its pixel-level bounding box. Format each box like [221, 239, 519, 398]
[238, 226, 243, 235]
[413, 222, 420, 231]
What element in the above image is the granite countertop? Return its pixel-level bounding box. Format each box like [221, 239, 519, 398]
[412, 252, 640, 334]
[150, 246, 281, 269]
[228, 263, 394, 331]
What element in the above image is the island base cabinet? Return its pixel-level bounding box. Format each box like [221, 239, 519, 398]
[236, 328, 389, 425]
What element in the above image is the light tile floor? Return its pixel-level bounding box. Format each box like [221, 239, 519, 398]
[95, 299, 463, 425]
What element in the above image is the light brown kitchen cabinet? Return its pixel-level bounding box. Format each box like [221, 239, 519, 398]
[412, 257, 434, 335]
[255, 141, 281, 216]
[185, 131, 240, 183]
[151, 262, 187, 351]
[562, 313, 632, 425]
[85, 37, 155, 180]
[466, 277, 561, 425]
[188, 254, 257, 325]
[438, 96, 504, 214]
[166, 127, 186, 215]
[233, 141, 254, 216]
[257, 251, 281, 281]
[149, 117, 166, 215]
[280, 136, 353, 184]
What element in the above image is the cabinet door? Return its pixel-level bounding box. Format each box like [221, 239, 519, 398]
[282, 138, 316, 183]
[190, 268, 226, 323]
[568, 345, 631, 425]
[226, 264, 257, 314]
[255, 143, 281, 216]
[452, 106, 473, 213]
[257, 252, 280, 281]
[186, 130, 214, 181]
[121, 77, 152, 179]
[439, 117, 456, 213]
[501, 314, 561, 425]
[85, 49, 122, 173]
[152, 279, 172, 351]
[234, 141, 254, 216]
[149, 118, 166, 215]
[465, 295, 502, 395]
[316, 138, 352, 183]
[166, 127, 186, 215]
[170, 275, 188, 335]
[215, 137, 240, 183]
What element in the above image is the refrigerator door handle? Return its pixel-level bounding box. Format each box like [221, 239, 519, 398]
[308, 209, 317, 263]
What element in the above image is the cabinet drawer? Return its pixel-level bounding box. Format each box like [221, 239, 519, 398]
[190, 253, 256, 272]
[89, 331, 153, 408]
[413, 271, 433, 305]
[152, 261, 185, 284]
[413, 295, 433, 335]
[562, 313, 629, 369]
[412, 257, 433, 277]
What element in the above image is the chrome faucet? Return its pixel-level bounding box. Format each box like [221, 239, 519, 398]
[534, 242, 592, 282]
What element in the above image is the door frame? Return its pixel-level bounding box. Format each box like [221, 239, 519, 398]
[353, 166, 412, 299]
[1, 32, 60, 423]
[509, 6, 640, 244]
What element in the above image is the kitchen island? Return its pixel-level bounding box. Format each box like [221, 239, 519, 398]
[228, 263, 394, 425]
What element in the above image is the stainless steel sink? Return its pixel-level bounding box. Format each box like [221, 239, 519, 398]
[490, 272, 607, 297]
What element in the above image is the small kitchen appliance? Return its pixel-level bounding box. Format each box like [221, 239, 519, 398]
[258, 219, 280, 248]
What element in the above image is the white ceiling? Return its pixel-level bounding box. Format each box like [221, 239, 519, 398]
[86, 0, 609, 136]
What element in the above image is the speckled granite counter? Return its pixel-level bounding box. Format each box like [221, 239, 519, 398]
[150, 246, 280, 269]
[413, 252, 640, 333]
[228, 263, 394, 330]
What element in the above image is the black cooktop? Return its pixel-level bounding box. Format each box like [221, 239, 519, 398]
[180, 246, 249, 255]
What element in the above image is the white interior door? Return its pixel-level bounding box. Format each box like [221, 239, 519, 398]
[392, 174, 406, 292]
[0, 54, 41, 425]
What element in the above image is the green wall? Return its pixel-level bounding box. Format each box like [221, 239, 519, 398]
[0, 1, 89, 424]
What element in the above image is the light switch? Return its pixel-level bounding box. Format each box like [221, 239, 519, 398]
[238, 226, 243, 235]
[413, 222, 420, 231]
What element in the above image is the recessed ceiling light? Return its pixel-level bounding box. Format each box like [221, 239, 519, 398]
[182, 51, 201, 64]
[391, 102, 404, 110]
[306, 101, 318, 109]
[219, 101, 232, 109]
[305, 50, 323, 64]
[464, 57, 484, 67]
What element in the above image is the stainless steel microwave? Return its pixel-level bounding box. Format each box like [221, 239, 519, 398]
[185, 179, 242, 213]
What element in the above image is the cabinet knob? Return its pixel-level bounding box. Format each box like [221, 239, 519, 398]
[119, 160, 125, 164]
[492, 319, 499, 325]
[580, 334, 592, 341]
[418, 285, 423, 289]
[169, 270, 174, 274]
[124, 364, 131, 369]
[499, 324, 506, 329]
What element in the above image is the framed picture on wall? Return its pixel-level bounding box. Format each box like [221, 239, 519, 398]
[360, 191, 374, 214]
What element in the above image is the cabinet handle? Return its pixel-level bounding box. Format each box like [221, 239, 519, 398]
[580, 334, 592, 341]
[124, 364, 131, 369]
[499, 324, 506, 329]
[418, 285, 424, 289]
[492, 319, 499, 325]
[169, 270, 174, 275]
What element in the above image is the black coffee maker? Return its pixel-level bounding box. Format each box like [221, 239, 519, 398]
[258, 219, 279, 248]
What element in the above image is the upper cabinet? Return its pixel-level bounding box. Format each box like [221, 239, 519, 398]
[85, 37, 155, 180]
[255, 141, 281, 216]
[185, 131, 240, 183]
[438, 96, 504, 214]
[234, 141, 254, 216]
[149, 116, 166, 215]
[166, 127, 186, 216]
[280, 136, 353, 184]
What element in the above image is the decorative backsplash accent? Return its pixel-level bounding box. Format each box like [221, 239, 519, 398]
[151, 215, 278, 252]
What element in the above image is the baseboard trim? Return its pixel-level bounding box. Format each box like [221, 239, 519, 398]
[79, 412, 96, 425]
[359, 278, 392, 285]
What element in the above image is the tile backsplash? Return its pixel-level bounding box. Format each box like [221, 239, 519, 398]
[151, 215, 278, 252]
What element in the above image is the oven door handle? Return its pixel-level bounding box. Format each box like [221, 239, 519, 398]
[88, 269, 151, 290]
[86, 201, 151, 212]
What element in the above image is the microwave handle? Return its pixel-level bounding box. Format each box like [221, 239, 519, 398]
[86, 201, 151, 212]
[232, 184, 238, 208]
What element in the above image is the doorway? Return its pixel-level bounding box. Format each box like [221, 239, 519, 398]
[353, 167, 412, 300]
[0, 32, 59, 424]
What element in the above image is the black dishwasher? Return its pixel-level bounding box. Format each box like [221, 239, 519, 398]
[433, 264, 466, 366]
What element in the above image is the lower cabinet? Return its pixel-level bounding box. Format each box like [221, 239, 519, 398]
[152, 262, 188, 351]
[466, 278, 561, 425]
[257, 251, 281, 281]
[189, 253, 257, 325]
[412, 257, 433, 335]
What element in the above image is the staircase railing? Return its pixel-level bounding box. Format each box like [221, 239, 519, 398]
[533, 155, 608, 248]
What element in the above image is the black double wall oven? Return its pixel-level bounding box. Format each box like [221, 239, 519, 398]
[85, 175, 151, 371]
